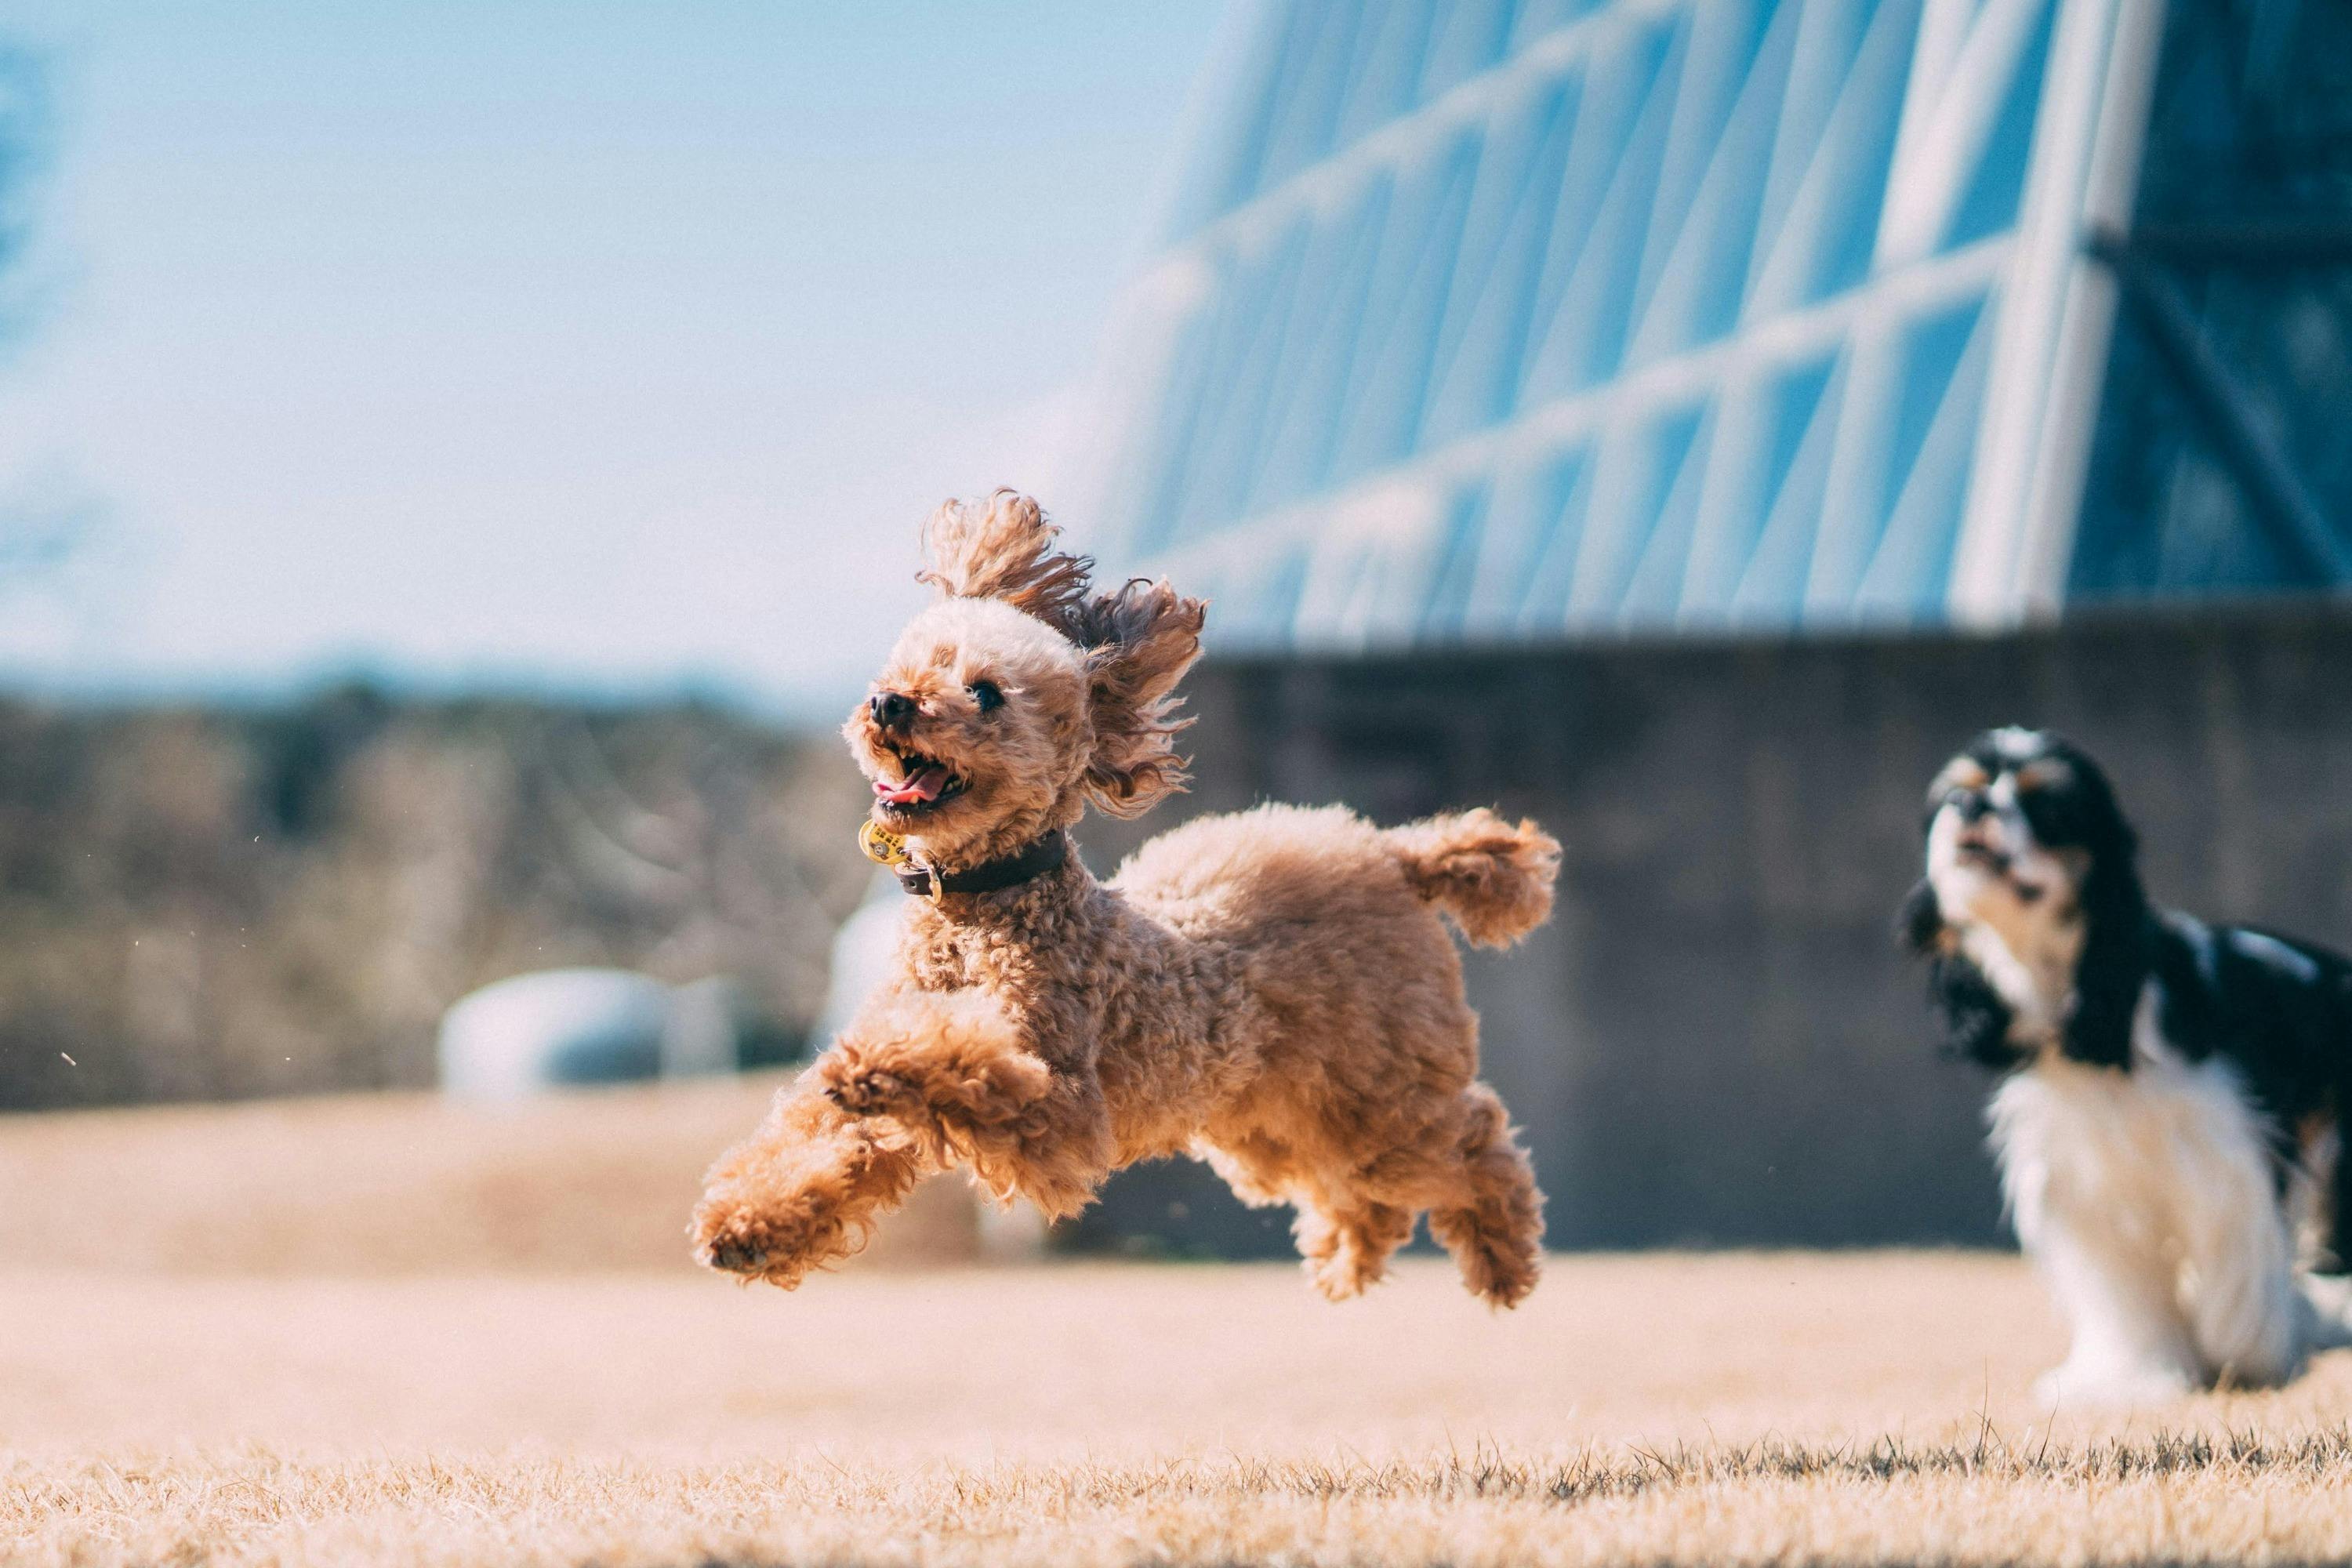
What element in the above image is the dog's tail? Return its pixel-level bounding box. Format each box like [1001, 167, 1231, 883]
[1385, 808, 1561, 948]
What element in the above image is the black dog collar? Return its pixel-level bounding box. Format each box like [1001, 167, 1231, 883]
[858, 822, 1069, 902]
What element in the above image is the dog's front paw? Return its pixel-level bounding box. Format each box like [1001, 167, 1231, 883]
[700, 1227, 768, 1276]
[819, 1054, 921, 1117]
[691, 1190, 811, 1286]
[2034, 1357, 2198, 1409]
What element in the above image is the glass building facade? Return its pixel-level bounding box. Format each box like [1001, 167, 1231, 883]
[1081, 0, 2352, 651]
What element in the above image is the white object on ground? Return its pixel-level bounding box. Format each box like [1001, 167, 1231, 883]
[438, 969, 738, 1102]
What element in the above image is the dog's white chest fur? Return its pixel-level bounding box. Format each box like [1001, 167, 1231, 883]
[1987, 993, 2307, 1399]
[1989, 998, 2271, 1260]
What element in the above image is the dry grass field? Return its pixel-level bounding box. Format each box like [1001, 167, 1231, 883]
[7, 1087, 2352, 1565]
[0, 1073, 980, 1274]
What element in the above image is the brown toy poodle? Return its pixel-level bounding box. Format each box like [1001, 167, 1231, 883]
[690, 492, 1560, 1305]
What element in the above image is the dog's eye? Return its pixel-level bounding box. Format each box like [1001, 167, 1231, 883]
[967, 680, 1004, 713]
[2015, 760, 2067, 794]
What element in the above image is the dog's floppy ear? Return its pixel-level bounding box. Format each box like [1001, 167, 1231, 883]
[2037, 737, 2150, 1072]
[916, 490, 1094, 627]
[1929, 951, 2024, 1069]
[2062, 845, 2151, 1072]
[1069, 577, 1207, 818]
[1898, 878, 2022, 1068]
[1896, 878, 1947, 956]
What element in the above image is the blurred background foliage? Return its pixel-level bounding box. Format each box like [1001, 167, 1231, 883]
[0, 688, 869, 1109]
[0, 42, 43, 347]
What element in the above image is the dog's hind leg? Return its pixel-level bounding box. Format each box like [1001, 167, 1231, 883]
[691, 1073, 936, 1288]
[1294, 1196, 1414, 1301]
[1427, 1084, 1545, 1308]
[1358, 1083, 1544, 1308]
[2177, 1127, 2306, 1388]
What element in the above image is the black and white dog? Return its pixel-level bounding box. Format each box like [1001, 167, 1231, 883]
[1901, 727, 2352, 1404]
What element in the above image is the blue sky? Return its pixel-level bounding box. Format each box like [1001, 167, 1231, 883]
[0, 2, 1228, 716]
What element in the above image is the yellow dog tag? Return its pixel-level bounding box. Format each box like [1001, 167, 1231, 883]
[858, 820, 911, 867]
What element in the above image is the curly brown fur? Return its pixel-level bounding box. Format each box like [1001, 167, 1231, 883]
[1071, 577, 1204, 817]
[914, 490, 1096, 631]
[690, 494, 1559, 1306]
[691, 1077, 935, 1288]
[1387, 808, 1561, 947]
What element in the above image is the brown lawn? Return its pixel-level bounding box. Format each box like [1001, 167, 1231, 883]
[4, 1085, 2351, 1564]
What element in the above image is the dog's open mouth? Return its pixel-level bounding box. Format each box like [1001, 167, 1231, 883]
[1957, 840, 2048, 902]
[873, 746, 967, 815]
[1955, 841, 2011, 876]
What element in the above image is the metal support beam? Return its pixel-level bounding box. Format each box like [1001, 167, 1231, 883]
[2086, 225, 2352, 585]
[2125, 222, 2352, 269]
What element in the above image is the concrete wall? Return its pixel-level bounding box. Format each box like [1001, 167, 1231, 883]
[1065, 604, 2352, 1256]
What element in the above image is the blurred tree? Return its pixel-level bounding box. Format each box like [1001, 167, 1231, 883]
[0, 690, 873, 1110]
[0, 42, 42, 340]
[0, 42, 84, 593]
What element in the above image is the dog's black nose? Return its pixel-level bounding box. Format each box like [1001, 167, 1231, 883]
[1954, 792, 1991, 823]
[870, 691, 916, 729]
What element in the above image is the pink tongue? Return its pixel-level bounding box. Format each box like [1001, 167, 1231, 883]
[874, 765, 949, 805]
